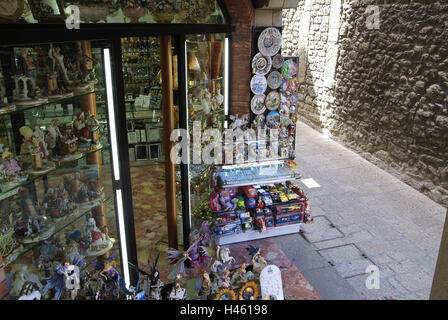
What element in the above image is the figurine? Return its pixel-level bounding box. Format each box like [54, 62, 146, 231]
[48, 44, 72, 96]
[45, 119, 63, 157]
[210, 191, 221, 212]
[1, 145, 21, 178]
[73, 111, 89, 143]
[217, 245, 235, 266]
[198, 272, 212, 297]
[246, 246, 268, 273]
[33, 124, 49, 160]
[83, 216, 109, 254]
[42, 254, 86, 300]
[231, 262, 248, 286]
[85, 111, 100, 145]
[0, 71, 15, 112]
[13, 48, 47, 105]
[217, 269, 231, 289]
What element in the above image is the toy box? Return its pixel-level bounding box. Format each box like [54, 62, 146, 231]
[273, 201, 304, 226]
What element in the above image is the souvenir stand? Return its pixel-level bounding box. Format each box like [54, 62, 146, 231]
[0, 0, 232, 300]
[0, 1, 310, 301]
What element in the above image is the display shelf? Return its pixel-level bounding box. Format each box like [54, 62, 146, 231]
[0, 145, 110, 200]
[216, 160, 301, 188]
[214, 223, 302, 246]
[0, 89, 105, 119]
[3, 193, 114, 268]
[188, 77, 223, 89]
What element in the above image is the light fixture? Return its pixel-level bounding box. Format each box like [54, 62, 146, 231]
[103, 48, 130, 289]
[104, 48, 121, 181]
[224, 37, 229, 128]
[116, 189, 131, 289]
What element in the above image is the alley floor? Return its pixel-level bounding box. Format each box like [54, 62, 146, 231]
[275, 120, 447, 300]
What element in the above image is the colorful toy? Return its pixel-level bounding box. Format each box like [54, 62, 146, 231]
[246, 197, 256, 209]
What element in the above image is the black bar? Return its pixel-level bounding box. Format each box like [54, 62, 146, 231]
[0, 23, 232, 46]
[176, 34, 191, 251]
[107, 38, 139, 286]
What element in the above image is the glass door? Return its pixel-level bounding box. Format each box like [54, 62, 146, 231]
[0, 39, 123, 300]
[184, 33, 228, 238]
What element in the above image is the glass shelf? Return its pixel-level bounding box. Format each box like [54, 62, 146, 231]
[0, 89, 105, 119]
[2, 193, 114, 268]
[216, 160, 301, 188]
[0, 144, 110, 200]
[188, 77, 223, 90]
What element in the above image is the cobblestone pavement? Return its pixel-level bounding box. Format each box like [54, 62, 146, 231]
[292, 121, 447, 300]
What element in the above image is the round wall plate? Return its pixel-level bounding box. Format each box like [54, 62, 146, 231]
[272, 54, 284, 69]
[250, 75, 267, 95]
[251, 94, 267, 115]
[265, 91, 280, 111]
[258, 27, 282, 57]
[252, 52, 272, 76]
[267, 71, 283, 90]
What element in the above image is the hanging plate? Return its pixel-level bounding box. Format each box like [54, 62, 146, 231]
[252, 52, 272, 76]
[265, 91, 280, 111]
[272, 54, 284, 69]
[281, 59, 298, 79]
[266, 110, 280, 129]
[251, 94, 267, 115]
[267, 71, 283, 90]
[250, 75, 267, 95]
[258, 27, 282, 57]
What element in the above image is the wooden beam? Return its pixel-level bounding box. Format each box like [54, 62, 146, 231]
[160, 35, 178, 249]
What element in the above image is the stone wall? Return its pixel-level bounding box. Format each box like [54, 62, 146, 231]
[283, 0, 448, 207]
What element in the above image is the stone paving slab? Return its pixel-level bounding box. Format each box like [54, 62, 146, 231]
[283, 120, 448, 300]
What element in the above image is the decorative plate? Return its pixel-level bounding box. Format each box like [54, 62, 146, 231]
[251, 94, 266, 115]
[265, 91, 280, 111]
[250, 75, 267, 95]
[239, 281, 260, 300]
[258, 27, 282, 57]
[272, 54, 284, 69]
[267, 71, 282, 90]
[281, 59, 298, 79]
[252, 52, 272, 76]
[216, 288, 236, 300]
[266, 110, 280, 129]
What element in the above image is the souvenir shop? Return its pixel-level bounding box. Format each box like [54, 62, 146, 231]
[0, 0, 314, 300]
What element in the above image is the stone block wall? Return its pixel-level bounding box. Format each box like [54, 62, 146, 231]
[283, 0, 448, 206]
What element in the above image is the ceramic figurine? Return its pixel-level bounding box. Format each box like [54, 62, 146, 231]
[85, 111, 100, 145]
[42, 254, 86, 300]
[231, 262, 248, 286]
[1, 145, 21, 179]
[14, 190, 54, 243]
[0, 71, 15, 112]
[48, 44, 73, 97]
[218, 269, 231, 289]
[217, 245, 235, 266]
[246, 245, 268, 273]
[198, 272, 212, 297]
[45, 119, 63, 158]
[83, 216, 111, 256]
[33, 125, 49, 160]
[13, 48, 47, 106]
[73, 112, 89, 143]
